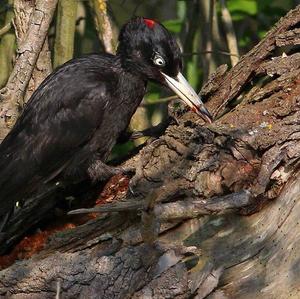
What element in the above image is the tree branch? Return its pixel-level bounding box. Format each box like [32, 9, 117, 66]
[220, 0, 240, 66]
[0, 0, 58, 140]
[53, 0, 77, 68]
[89, 0, 117, 54]
[0, 20, 12, 37]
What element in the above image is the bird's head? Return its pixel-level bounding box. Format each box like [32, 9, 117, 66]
[117, 17, 212, 123]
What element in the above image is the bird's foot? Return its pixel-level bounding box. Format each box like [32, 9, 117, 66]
[130, 131, 145, 140]
[88, 160, 135, 182]
[128, 174, 144, 196]
[116, 165, 136, 176]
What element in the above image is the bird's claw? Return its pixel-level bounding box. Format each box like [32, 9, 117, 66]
[128, 182, 136, 196]
[130, 131, 144, 140]
[127, 173, 143, 196]
[116, 165, 136, 176]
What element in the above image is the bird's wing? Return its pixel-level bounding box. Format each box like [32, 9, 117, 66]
[0, 55, 117, 215]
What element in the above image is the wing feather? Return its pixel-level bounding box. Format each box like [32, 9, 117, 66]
[0, 54, 117, 216]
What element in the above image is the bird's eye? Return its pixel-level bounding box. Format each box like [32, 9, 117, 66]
[153, 55, 165, 67]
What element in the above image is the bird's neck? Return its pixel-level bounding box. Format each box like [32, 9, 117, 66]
[117, 65, 147, 100]
[116, 52, 148, 81]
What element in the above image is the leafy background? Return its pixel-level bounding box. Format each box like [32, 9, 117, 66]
[0, 0, 298, 158]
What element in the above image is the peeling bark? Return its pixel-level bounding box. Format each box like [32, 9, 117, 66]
[12, 0, 52, 103]
[1, 5, 300, 299]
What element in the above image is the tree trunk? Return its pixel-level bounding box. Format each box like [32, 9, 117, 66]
[1, 5, 300, 299]
[0, 0, 57, 140]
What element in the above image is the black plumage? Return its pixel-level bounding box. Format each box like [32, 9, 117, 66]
[0, 17, 212, 223]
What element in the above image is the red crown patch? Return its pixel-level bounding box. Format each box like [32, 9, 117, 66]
[144, 18, 156, 29]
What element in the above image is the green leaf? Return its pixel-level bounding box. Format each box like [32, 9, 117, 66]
[227, 0, 257, 16]
[230, 12, 250, 21]
[186, 60, 199, 90]
[238, 35, 251, 48]
[162, 19, 182, 33]
[145, 92, 160, 103]
[257, 0, 272, 11]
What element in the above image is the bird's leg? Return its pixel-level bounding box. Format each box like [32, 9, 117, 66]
[87, 160, 135, 182]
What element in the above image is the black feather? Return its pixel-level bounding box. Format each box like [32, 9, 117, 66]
[0, 17, 187, 221]
[0, 54, 146, 218]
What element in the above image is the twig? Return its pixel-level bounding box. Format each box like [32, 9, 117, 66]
[183, 50, 239, 58]
[141, 95, 178, 106]
[199, 0, 215, 80]
[68, 190, 253, 221]
[68, 200, 145, 214]
[53, 0, 77, 67]
[220, 0, 240, 66]
[0, 20, 12, 37]
[89, 0, 117, 54]
[180, 0, 201, 87]
[56, 278, 61, 299]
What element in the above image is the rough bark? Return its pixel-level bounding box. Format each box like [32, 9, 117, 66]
[13, 0, 53, 103]
[1, 5, 300, 299]
[0, 0, 57, 140]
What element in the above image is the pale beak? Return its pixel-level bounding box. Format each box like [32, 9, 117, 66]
[161, 72, 213, 123]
